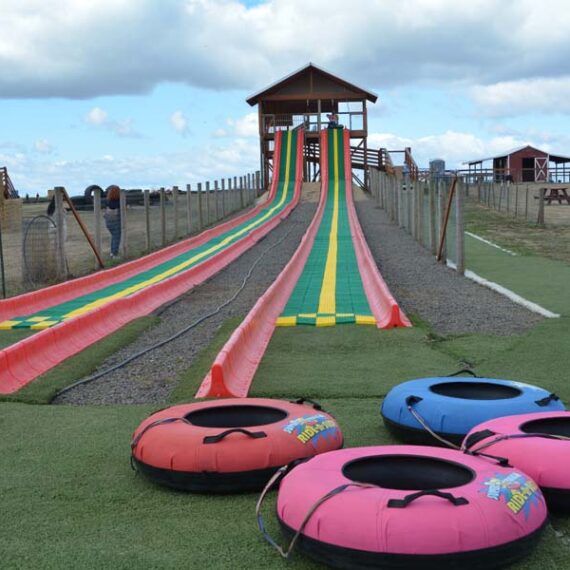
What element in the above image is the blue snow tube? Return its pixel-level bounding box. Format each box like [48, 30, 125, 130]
[381, 370, 565, 446]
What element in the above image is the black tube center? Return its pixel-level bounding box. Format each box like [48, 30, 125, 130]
[430, 381, 521, 400]
[185, 405, 288, 428]
[521, 416, 570, 438]
[342, 455, 474, 490]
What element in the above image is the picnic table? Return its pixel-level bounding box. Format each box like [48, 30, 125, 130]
[538, 187, 570, 205]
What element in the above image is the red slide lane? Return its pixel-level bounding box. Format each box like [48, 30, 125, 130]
[196, 130, 325, 398]
[0, 134, 302, 394]
[343, 128, 410, 329]
[0, 136, 283, 324]
[196, 129, 410, 399]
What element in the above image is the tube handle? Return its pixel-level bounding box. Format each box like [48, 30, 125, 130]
[447, 368, 479, 378]
[535, 393, 560, 407]
[388, 490, 469, 508]
[291, 398, 323, 411]
[203, 428, 267, 444]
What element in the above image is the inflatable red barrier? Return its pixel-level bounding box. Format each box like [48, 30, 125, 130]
[0, 134, 283, 325]
[197, 131, 325, 398]
[0, 133, 303, 394]
[197, 129, 409, 399]
[343, 128, 410, 329]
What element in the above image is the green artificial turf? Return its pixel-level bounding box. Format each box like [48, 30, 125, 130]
[0, 316, 159, 404]
[0, 398, 568, 570]
[2, 198, 570, 568]
[0, 329, 35, 349]
[465, 234, 570, 316]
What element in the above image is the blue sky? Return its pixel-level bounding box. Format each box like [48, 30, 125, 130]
[2, 0, 570, 195]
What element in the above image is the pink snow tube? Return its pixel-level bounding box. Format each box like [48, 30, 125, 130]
[464, 411, 570, 512]
[259, 446, 547, 569]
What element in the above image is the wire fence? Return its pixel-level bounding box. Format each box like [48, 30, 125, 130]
[469, 181, 570, 226]
[0, 172, 261, 298]
[368, 168, 465, 273]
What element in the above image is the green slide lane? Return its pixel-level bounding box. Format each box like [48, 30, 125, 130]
[277, 128, 375, 327]
[0, 131, 299, 330]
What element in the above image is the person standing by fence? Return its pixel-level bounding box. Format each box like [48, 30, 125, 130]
[104, 185, 121, 258]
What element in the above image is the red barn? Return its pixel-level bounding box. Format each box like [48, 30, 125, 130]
[465, 145, 570, 183]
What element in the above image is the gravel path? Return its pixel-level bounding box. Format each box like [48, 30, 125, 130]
[354, 191, 542, 335]
[55, 186, 541, 406]
[54, 201, 317, 405]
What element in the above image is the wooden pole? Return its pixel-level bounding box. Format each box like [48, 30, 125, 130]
[215, 180, 220, 221]
[54, 187, 67, 279]
[60, 186, 104, 268]
[173, 185, 179, 239]
[221, 178, 226, 218]
[240, 176, 245, 209]
[436, 176, 458, 262]
[538, 187, 545, 226]
[186, 183, 192, 234]
[93, 187, 102, 268]
[456, 178, 465, 275]
[206, 181, 211, 225]
[429, 178, 437, 255]
[159, 187, 166, 246]
[197, 183, 203, 230]
[144, 190, 151, 250]
[119, 188, 128, 258]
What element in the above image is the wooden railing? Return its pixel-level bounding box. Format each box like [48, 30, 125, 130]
[0, 167, 18, 199]
[304, 142, 395, 175]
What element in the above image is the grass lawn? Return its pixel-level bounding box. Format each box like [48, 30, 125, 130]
[1, 201, 569, 569]
[2, 313, 569, 569]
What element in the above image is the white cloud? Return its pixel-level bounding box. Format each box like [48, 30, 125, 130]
[33, 139, 53, 154]
[226, 112, 258, 138]
[2, 0, 570, 98]
[85, 106, 107, 125]
[170, 111, 189, 136]
[2, 138, 259, 195]
[84, 106, 141, 138]
[369, 130, 538, 168]
[472, 77, 570, 117]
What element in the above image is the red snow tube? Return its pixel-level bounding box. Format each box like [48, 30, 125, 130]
[463, 411, 570, 512]
[131, 398, 343, 492]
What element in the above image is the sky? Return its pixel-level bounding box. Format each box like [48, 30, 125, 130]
[2, 0, 570, 195]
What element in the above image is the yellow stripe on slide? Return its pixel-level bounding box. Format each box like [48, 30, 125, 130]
[63, 134, 294, 320]
[317, 128, 339, 317]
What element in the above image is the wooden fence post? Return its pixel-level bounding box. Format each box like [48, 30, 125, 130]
[54, 187, 67, 278]
[186, 183, 192, 234]
[429, 178, 437, 255]
[160, 187, 166, 246]
[173, 185, 179, 239]
[197, 183, 203, 230]
[240, 176, 245, 209]
[233, 176, 238, 211]
[221, 178, 226, 218]
[215, 180, 220, 221]
[93, 187, 102, 267]
[456, 178, 465, 275]
[538, 187, 545, 226]
[144, 190, 151, 250]
[120, 188, 128, 258]
[256, 171, 261, 197]
[205, 181, 211, 226]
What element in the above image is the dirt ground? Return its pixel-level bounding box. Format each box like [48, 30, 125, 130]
[466, 199, 570, 264]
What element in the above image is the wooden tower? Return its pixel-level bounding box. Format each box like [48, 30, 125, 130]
[246, 63, 378, 189]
